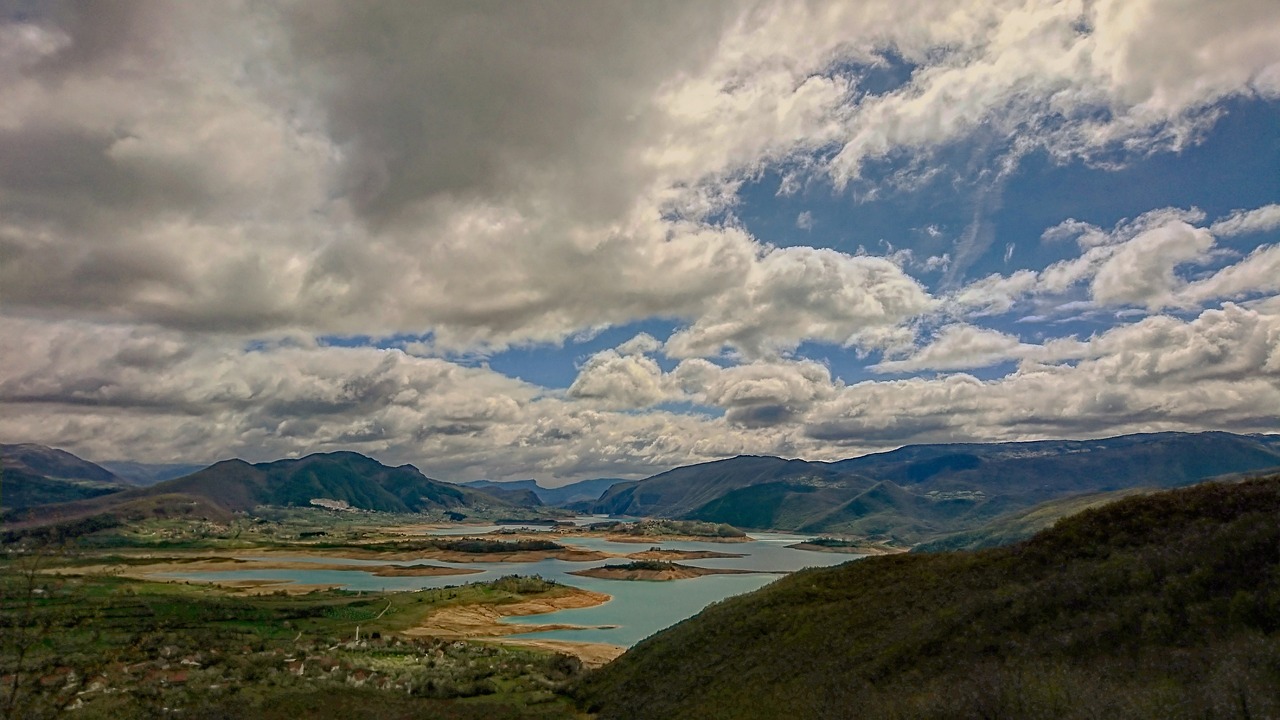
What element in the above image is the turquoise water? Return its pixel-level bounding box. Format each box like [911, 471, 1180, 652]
[158, 530, 860, 647]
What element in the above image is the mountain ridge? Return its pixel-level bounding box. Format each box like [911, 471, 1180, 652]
[593, 431, 1280, 544]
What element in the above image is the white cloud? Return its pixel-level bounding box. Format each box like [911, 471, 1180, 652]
[567, 350, 672, 410]
[664, 246, 933, 360]
[1090, 221, 1214, 308]
[1175, 244, 1280, 306]
[871, 324, 1025, 374]
[1210, 204, 1280, 237]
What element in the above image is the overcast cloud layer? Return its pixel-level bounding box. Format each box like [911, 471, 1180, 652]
[2, 1, 1278, 483]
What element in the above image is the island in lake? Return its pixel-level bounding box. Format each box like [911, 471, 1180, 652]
[570, 560, 763, 581]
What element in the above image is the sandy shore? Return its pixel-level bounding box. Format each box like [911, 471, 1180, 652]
[603, 533, 750, 544]
[786, 542, 906, 555]
[487, 638, 626, 668]
[44, 555, 480, 593]
[403, 586, 624, 666]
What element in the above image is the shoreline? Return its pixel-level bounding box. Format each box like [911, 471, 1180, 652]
[403, 585, 625, 666]
[786, 542, 906, 555]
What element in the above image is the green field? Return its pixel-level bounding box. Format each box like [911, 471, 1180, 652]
[0, 551, 588, 719]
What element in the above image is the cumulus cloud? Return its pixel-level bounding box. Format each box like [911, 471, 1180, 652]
[807, 303, 1280, 446]
[567, 350, 672, 410]
[871, 324, 1026, 374]
[664, 246, 933, 359]
[2, 2, 1278, 480]
[1089, 221, 1214, 308]
[677, 358, 840, 428]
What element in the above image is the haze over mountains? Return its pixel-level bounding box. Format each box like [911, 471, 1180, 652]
[7, 432, 1280, 550]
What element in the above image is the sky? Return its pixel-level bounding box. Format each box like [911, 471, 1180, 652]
[2, 1, 1279, 485]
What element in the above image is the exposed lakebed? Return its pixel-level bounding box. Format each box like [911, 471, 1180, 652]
[154, 522, 861, 647]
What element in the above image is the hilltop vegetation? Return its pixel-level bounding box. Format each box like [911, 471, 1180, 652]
[578, 475, 1280, 719]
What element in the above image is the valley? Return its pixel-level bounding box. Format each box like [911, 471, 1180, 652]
[5, 433, 1280, 718]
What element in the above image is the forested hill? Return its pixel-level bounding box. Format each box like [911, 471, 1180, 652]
[578, 475, 1280, 720]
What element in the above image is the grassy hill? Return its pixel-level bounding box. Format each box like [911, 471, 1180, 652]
[578, 475, 1280, 719]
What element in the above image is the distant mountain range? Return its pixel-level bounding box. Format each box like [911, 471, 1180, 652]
[3, 449, 516, 527]
[8, 432, 1280, 546]
[460, 478, 626, 507]
[593, 432, 1280, 544]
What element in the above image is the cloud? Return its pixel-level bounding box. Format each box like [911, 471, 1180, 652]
[567, 350, 672, 410]
[5, 303, 1278, 480]
[807, 303, 1280, 446]
[1089, 221, 1214, 308]
[943, 205, 1280, 318]
[677, 358, 839, 428]
[871, 324, 1025, 374]
[1210, 204, 1280, 237]
[1, 2, 1278, 482]
[664, 246, 933, 359]
[1176, 244, 1280, 305]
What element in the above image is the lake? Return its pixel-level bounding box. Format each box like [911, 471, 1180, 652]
[160, 526, 862, 648]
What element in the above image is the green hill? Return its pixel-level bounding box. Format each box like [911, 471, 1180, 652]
[159, 452, 491, 513]
[1, 444, 129, 513]
[578, 475, 1280, 719]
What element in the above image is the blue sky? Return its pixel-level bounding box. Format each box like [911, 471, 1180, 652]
[2, 1, 1279, 484]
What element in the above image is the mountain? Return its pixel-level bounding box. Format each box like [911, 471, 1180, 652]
[461, 477, 626, 507]
[7, 451, 513, 528]
[1, 443, 122, 484]
[156, 452, 503, 514]
[578, 474, 1280, 719]
[595, 455, 872, 518]
[592, 432, 1280, 544]
[1, 443, 129, 513]
[99, 461, 211, 486]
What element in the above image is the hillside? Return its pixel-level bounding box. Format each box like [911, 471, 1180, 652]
[1, 443, 129, 513]
[461, 477, 625, 507]
[99, 461, 210, 486]
[6, 451, 513, 530]
[579, 475, 1280, 719]
[593, 432, 1280, 544]
[151, 452, 502, 514]
[594, 455, 873, 518]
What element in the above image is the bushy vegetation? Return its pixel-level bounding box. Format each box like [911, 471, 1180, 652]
[0, 560, 584, 719]
[593, 520, 745, 539]
[578, 476, 1280, 719]
[803, 536, 861, 548]
[604, 561, 676, 572]
[431, 538, 563, 554]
